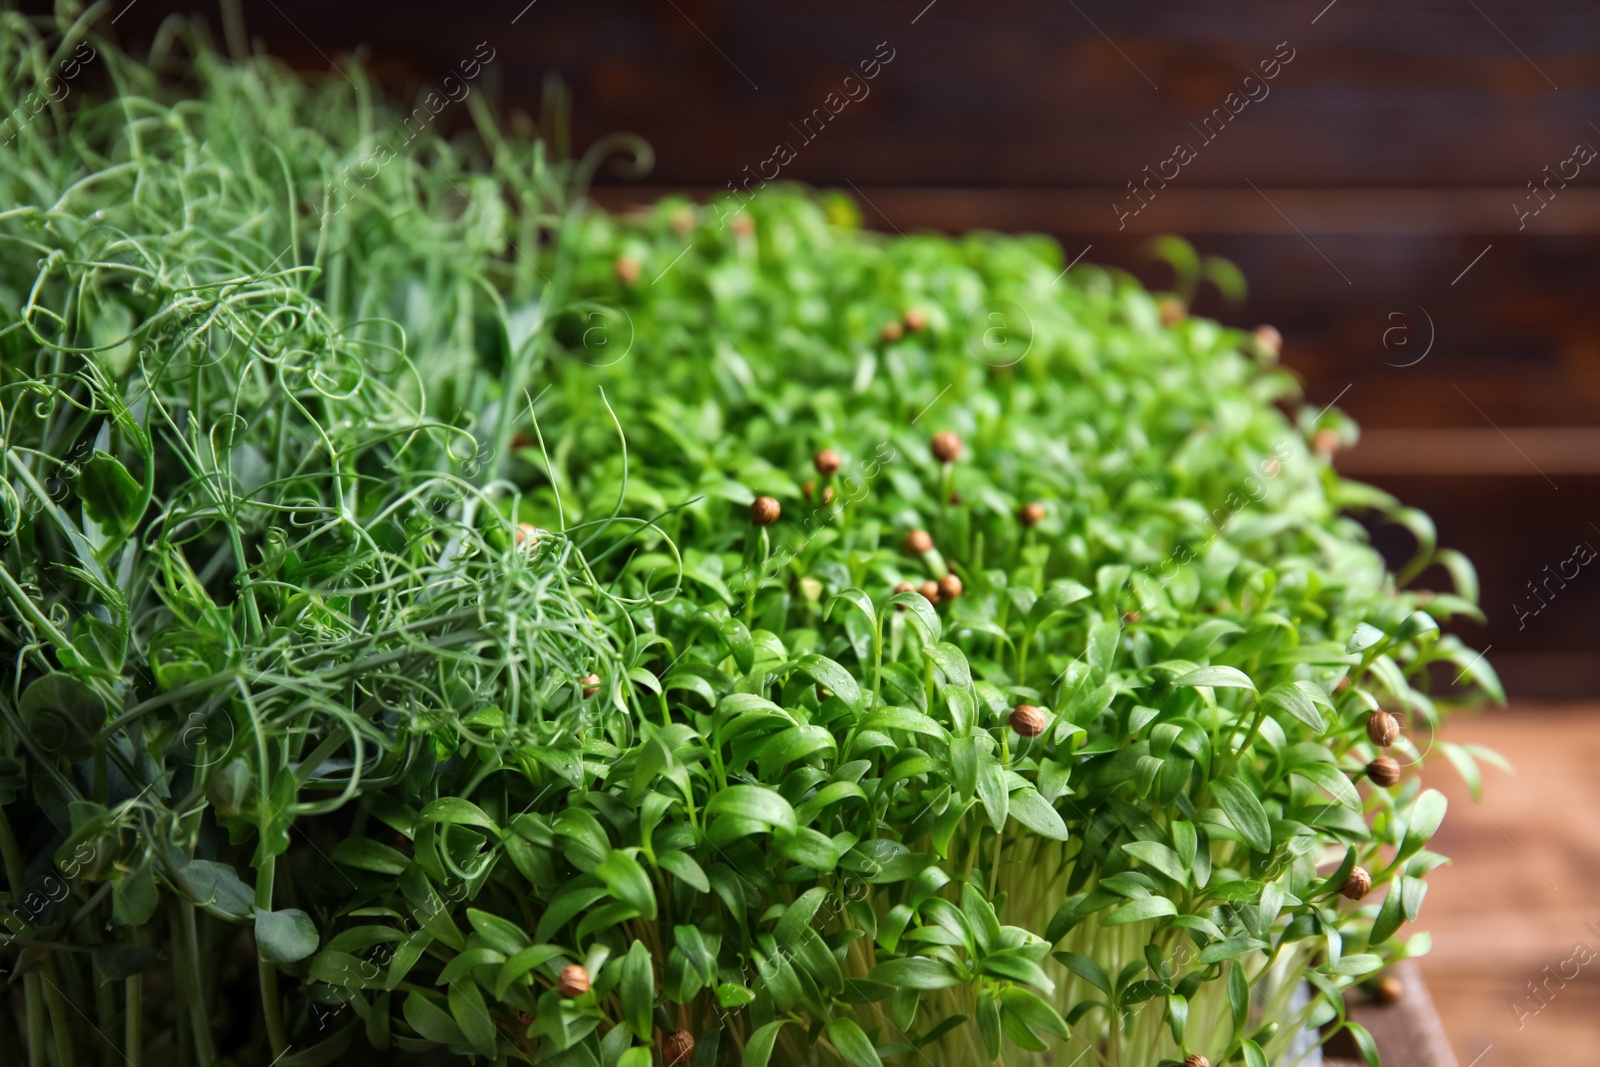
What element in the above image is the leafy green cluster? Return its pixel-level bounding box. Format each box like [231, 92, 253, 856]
[0, 10, 1501, 1067]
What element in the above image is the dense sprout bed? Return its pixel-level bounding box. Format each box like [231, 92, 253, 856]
[0, 11, 1501, 1067]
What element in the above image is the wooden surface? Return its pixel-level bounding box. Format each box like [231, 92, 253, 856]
[1408, 705, 1600, 1066]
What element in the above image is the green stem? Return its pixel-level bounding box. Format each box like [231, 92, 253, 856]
[41, 956, 76, 1067]
[256, 853, 288, 1057]
[173, 901, 217, 1067]
[0, 812, 45, 1067]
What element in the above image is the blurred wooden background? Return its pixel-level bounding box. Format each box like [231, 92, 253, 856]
[85, 0, 1600, 699]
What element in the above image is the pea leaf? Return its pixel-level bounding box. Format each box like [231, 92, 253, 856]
[20, 674, 106, 762]
[78, 450, 144, 539]
[255, 907, 319, 963]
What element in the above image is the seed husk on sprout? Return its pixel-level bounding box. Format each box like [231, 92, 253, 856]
[1254, 324, 1282, 356]
[614, 256, 641, 285]
[1367, 710, 1399, 747]
[938, 573, 963, 601]
[1341, 866, 1373, 900]
[515, 523, 539, 548]
[905, 529, 933, 555]
[580, 674, 601, 699]
[919, 580, 941, 604]
[1158, 296, 1187, 326]
[892, 580, 915, 608]
[730, 214, 755, 237]
[931, 430, 963, 463]
[903, 307, 928, 332]
[663, 1029, 695, 1065]
[1183, 1056, 1211, 1067]
[750, 496, 781, 526]
[1367, 757, 1402, 787]
[1019, 502, 1046, 527]
[1313, 428, 1341, 455]
[814, 448, 842, 475]
[1010, 705, 1046, 737]
[821, 486, 834, 506]
[1374, 974, 1404, 1005]
[557, 964, 590, 997]
[880, 320, 904, 343]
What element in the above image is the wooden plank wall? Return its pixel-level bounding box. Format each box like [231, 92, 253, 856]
[88, 0, 1600, 697]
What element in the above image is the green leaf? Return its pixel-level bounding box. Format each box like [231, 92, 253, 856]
[113, 862, 158, 926]
[621, 940, 654, 1039]
[825, 587, 877, 629]
[1008, 787, 1069, 841]
[1026, 580, 1092, 628]
[1344, 1021, 1382, 1067]
[467, 909, 531, 956]
[1370, 881, 1406, 945]
[1227, 960, 1248, 1039]
[1103, 896, 1176, 925]
[1329, 953, 1383, 978]
[923, 642, 972, 687]
[448, 980, 497, 1057]
[255, 907, 319, 963]
[176, 859, 255, 922]
[332, 837, 410, 875]
[869, 957, 961, 990]
[1174, 665, 1256, 691]
[977, 989, 1002, 1060]
[1121, 841, 1186, 883]
[1000, 987, 1071, 1040]
[1210, 776, 1272, 852]
[743, 1021, 789, 1067]
[78, 450, 144, 538]
[656, 850, 710, 893]
[890, 591, 941, 644]
[403, 991, 466, 1045]
[976, 757, 1009, 831]
[20, 674, 107, 762]
[796, 653, 862, 708]
[1261, 682, 1324, 731]
[825, 1017, 882, 1067]
[418, 797, 500, 833]
[1290, 762, 1361, 811]
[496, 945, 567, 1000]
[705, 785, 796, 835]
[1346, 622, 1386, 654]
[1053, 951, 1111, 996]
[1400, 788, 1447, 858]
